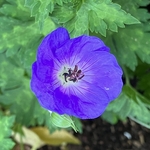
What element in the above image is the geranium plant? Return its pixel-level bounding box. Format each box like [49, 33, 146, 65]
[0, 0, 150, 149]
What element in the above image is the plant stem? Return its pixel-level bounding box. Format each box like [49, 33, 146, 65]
[122, 66, 130, 85]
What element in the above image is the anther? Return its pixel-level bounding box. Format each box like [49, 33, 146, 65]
[63, 65, 84, 83]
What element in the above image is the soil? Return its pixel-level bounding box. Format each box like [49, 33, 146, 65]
[38, 118, 150, 150]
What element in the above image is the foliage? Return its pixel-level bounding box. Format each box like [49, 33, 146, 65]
[0, 113, 15, 150]
[0, 0, 150, 147]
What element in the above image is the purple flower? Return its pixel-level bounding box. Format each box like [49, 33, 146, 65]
[31, 27, 123, 119]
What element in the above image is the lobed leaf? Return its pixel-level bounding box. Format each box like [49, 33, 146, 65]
[0, 17, 40, 56]
[25, 0, 63, 30]
[114, 0, 150, 9]
[0, 54, 55, 131]
[107, 24, 150, 70]
[105, 85, 150, 128]
[99, 3, 150, 70]
[87, 0, 139, 36]
[0, 16, 55, 68]
[114, 0, 150, 22]
[0, 114, 15, 150]
[52, 0, 139, 37]
[0, 0, 31, 21]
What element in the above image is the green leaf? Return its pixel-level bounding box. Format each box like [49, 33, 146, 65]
[0, 78, 35, 125]
[106, 85, 150, 128]
[101, 23, 150, 70]
[106, 93, 127, 113]
[0, 54, 24, 91]
[51, 4, 75, 24]
[71, 117, 82, 134]
[0, 114, 15, 150]
[114, 0, 150, 11]
[97, 2, 150, 70]
[0, 77, 58, 132]
[24, 0, 35, 8]
[113, 0, 150, 23]
[25, 0, 62, 30]
[51, 112, 78, 132]
[30, 102, 58, 132]
[107, 93, 132, 120]
[0, 17, 40, 54]
[0, 0, 32, 21]
[0, 0, 5, 7]
[0, 54, 56, 131]
[88, 0, 139, 36]
[136, 9, 150, 22]
[33, 108, 82, 133]
[0, 14, 55, 68]
[102, 111, 118, 124]
[64, 1, 89, 37]
[52, 0, 139, 37]
[134, 0, 150, 6]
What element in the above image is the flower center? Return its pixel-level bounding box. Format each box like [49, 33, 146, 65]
[63, 65, 84, 83]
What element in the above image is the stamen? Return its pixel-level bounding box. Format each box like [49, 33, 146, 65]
[63, 65, 84, 83]
[63, 73, 69, 82]
[73, 65, 78, 72]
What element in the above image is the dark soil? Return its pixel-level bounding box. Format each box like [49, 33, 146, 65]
[39, 118, 150, 150]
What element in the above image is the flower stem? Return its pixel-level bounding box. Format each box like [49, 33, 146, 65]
[122, 66, 130, 85]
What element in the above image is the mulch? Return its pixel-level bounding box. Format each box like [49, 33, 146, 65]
[39, 118, 150, 150]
